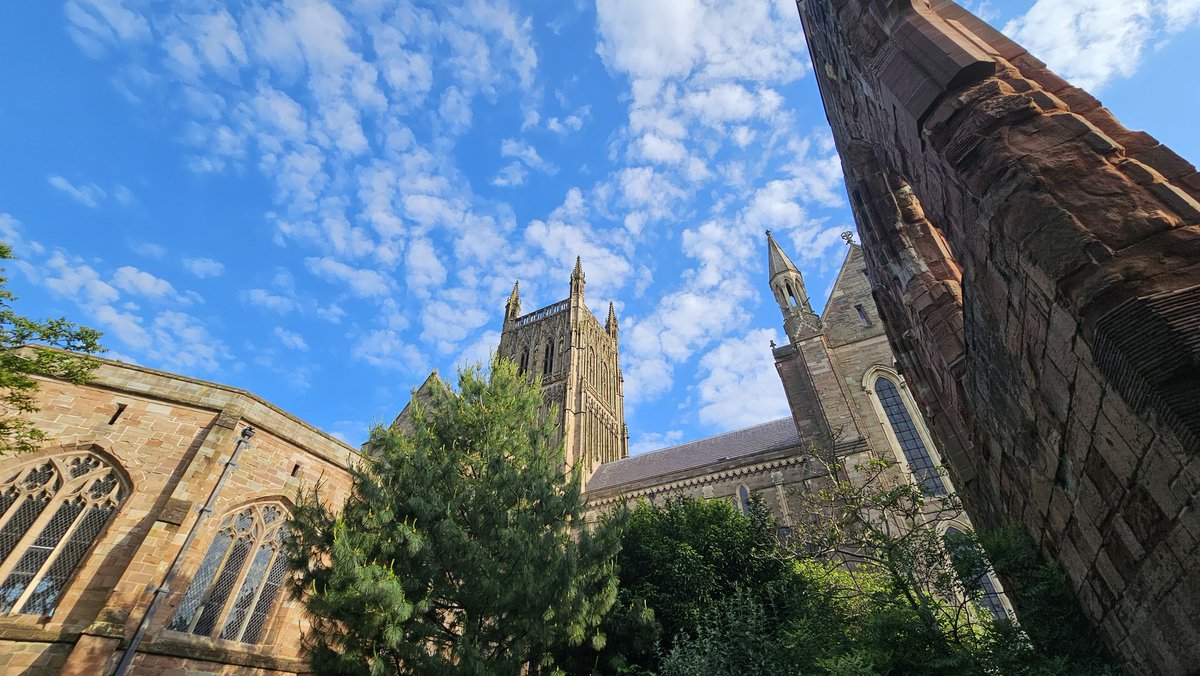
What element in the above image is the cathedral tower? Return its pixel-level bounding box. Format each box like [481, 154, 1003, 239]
[767, 229, 822, 342]
[497, 258, 628, 481]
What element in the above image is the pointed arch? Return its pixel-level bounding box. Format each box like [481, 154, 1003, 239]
[543, 340, 554, 375]
[862, 365, 947, 496]
[168, 501, 291, 644]
[0, 449, 129, 615]
[943, 524, 1009, 621]
[736, 483, 753, 516]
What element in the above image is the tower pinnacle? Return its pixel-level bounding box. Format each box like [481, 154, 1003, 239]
[569, 256, 585, 302]
[505, 281, 521, 322]
[606, 301, 619, 337]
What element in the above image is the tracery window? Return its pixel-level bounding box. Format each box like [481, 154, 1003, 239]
[945, 527, 1007, 621]
[519, 347, 530, 375]
[0, 451, 127, 616]
[543, 341, 554, 375]
[169, 503, 290, 644]
[873, 377, 947, 496]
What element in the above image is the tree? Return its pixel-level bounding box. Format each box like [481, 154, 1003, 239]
[285, 359, 624, 674]
[0, 242, 102, 455]
[568, 495, 858, 674]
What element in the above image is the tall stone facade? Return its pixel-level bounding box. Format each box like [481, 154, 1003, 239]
[794, 1, 1200, 671]
[498, 258, 629, 481]
[0, 351, 357, 674]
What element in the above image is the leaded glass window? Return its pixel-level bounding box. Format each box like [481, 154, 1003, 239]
[169, 503, 290, 644]
[738, 484, 752, 516]
[945, 527, 1007, 621]
[0, 451, 127, 616]
[874, 377, 947, 496]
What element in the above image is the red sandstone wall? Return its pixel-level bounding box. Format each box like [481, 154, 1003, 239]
[796, 1, 1200, 672]
[0, 357, 356, 674]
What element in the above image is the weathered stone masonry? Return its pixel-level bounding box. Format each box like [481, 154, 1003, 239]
[795, 0, 1200, 672]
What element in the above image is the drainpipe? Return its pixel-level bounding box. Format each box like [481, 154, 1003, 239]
[114, 426, 256, 675]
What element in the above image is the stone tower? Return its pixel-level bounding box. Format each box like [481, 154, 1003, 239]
[497, 258, 629, 481]
[795, 1, 1200, 672]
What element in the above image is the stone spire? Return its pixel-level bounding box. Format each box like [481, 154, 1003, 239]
[505, 281, 521, 322]
[605, 301, 618, 338]
[569, 256, 585, 302]
[766, 230, 820, 342]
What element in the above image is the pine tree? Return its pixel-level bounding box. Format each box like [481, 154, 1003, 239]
[285, 358, 623, 674]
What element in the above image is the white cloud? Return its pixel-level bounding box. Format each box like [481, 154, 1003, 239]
[274, 326, 309, 351]
[405, 238, 448, 296]
[183, 257, 225, 278]
[492, 162, 528, 187]
[65, 0, 151, 58]
[305, 256, 391, 297]
[244, 288, 297, 314]
[47, 175, 106, 208]
[695, 328, 789, 430]
[630, 429, 684, 455]
[111, 265, 179, 301]
[500, 138, 555, 173]
[1003, 0, 1154, 91]
[352, 329, 426, 371]
[43, 252, 120, 306]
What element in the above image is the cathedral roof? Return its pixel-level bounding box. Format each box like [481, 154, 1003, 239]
[586, 417, 800, 492]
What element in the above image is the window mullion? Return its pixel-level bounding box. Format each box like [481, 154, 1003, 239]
[0, 487, 64, 584]
[9, 496, 89, 613]
[232, 545, 279, 642]
[184, 535, 237, 633]
[211, 535, 260, 637]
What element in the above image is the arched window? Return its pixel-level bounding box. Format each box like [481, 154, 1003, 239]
[945, 527, 1007, 621]
[785, 282, 798, 307]
[0, 451, 127, 616]
[543, 341, 554, 375]
[873, 377, 947, 496]
[737, 484, 753, 516]
[518, 347, 529, 375]
[169, 502, 290, 644]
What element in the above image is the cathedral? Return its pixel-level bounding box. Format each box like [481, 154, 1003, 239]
[0, 229, 1001, 674]
[1, 0, 1197, 672]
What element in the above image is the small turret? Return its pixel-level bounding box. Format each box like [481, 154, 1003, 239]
[766, 230, 821, 342]
[505, 281, 521, 323]
[606, 301, 619, 339]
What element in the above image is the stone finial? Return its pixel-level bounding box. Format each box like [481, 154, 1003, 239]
[606, 301, 619, 336]
[765, 229, 773, 238]
[769, 339, 776, 348]
[841, 231, 855, 245]
[572, 256, 584, 280]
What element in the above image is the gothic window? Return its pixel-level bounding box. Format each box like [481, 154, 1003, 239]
[785, 282, 798, 307]
[945, 527, 1007, 621]
[168, 503, 290, 644]
[737, 484, 752, 516]
[873, 377, 947, 496]
[518, 347, 529, 375]
[543, 341, 554, 375]
[0, 451, 127, 616]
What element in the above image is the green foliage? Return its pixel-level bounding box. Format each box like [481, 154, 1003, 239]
[0, 242, 102, 455]
[285, 359, 623, 674]
[973, 524, 1121, 675]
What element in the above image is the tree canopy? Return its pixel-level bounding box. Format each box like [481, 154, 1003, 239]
[285, 359, 623, 674]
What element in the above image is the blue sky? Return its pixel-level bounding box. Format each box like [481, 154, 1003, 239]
[2, 0, 1198, 451]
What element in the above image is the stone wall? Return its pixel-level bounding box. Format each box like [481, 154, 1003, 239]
[0, 352, 357, 674]
[795, 1, 1200, 671]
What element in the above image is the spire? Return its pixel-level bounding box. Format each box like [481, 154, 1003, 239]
[569, 256, 585, 302]
[505, 281, 521, 322]
[766, 229, 802, 282]
[606, 301, 619, 338]
[765, 230, 820, 341]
